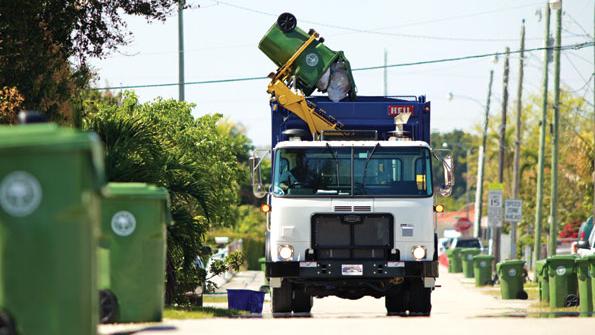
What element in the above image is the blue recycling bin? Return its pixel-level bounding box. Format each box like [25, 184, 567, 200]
[227, 289, 265, 314]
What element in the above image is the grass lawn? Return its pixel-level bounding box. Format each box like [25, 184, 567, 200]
[203, 294, 228, 304]
[164, 306, 245, 319]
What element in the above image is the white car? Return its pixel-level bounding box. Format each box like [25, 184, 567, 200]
[577, 228, 595, 257]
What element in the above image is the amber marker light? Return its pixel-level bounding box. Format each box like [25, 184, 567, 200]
[260, 203, 271, 213]
[434, 204, 445, 213]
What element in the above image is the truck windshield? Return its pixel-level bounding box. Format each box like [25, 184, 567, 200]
[272, 146, 432, 197]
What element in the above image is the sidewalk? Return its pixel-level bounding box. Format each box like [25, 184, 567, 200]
[214, 270, 265, 293]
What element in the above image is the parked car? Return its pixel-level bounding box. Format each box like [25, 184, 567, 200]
[450, 237, 483, 249]
[183, 256, 207, 306]
[577, 216, 593, 250]
[577, 224, 595, 257]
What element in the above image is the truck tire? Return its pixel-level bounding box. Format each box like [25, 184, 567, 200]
[271, 280, 292, 314]
[407, 279, 431, 316]
[292, 285, 313, 314]
[385, 285, 408, 316]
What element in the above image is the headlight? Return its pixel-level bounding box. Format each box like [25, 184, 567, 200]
[412, 246, 427, 260]
[278, 244, 294, 261]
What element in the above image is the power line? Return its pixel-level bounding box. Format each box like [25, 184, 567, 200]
[216, 0, 546, 43]
[563, 52, 589, 83]
[564, 12, 592, 38]
[92, 41, 594, 91]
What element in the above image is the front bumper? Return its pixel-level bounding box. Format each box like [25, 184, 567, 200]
[266, 260, 438, 279]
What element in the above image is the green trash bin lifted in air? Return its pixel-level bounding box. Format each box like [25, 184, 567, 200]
[446, 248, 463, 273]
[258, 13, 356, 98]
[0, 124, 104, 335]
[535, 259, 550, 303]
[497, 260, 527, 300]
[473, 255, 494, 287]
[575, 257, 592, 315]
[460, 248, 481, 278]
[547, 255, 578, 308]
[98, 183, 170, 323]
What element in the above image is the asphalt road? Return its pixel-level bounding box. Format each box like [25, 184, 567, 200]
[100, 266, 594, 335]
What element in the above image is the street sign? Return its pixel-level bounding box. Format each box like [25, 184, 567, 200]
[487, 188, 503, 227]
[504, 199, 523, 222]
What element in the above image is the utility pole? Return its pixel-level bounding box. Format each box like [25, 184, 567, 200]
[511, 20, 526, 259]
[178, 0, 185, 101]
[383, 49, 388, 96]
[534, 3, 551, 265]
[549, 0, 562, 257]
[494, 47, 510, 262]
[473, 70, 494, 238]
[465, 148, 471, 220]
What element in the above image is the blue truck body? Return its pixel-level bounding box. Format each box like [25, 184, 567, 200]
[270, 96, 431, 148]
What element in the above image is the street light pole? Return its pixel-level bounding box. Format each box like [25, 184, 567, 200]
[511, 20, 525, 259]
[474, 70, 494, 239]
[548, 0, 562, 257]
[178, 0, 185, 102]
[534, 3, 551, 265]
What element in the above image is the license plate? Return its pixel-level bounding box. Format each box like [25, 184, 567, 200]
[387, 261, 405, 268]
[299, 262, 317, 268]
[341, 264, 363, 276]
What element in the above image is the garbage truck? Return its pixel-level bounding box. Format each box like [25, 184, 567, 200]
[251, 13, 454, 316]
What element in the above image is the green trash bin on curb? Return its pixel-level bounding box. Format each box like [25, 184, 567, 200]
[588, 255, 595, 312]
[446, 248, 463, 273]
[460, 248, 481, 278]
[0, 124, 104, 335]
[473, 255, 494, 286]
[497, 260, 527, 299]
[259, 257, 266, 273]
[258, 13, 356, 98]
[98, 183, 170, 323]
[535, 259, 550, 303]
[547, 255, 578, 308]
[575, 257, 592, 315]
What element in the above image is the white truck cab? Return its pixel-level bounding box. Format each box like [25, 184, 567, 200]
[252, 136, 454, 316]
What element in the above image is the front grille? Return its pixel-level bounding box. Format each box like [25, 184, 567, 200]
[312, 214, 393, 260]
[353, 205, 371, 212]
[334, 205, 352, 212]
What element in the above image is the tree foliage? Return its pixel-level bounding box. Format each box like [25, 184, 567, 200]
[464, 90, 594, 252]
[83, 91, 247, 303]
[0, 86, 24, 124]
[0, 1, 178, 120]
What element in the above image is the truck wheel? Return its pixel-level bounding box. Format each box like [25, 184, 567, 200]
[292, 285, 313, 314]
[271, 280, 292, 315]
[385, 285, 408, 316]
[407, 279, 431, 316]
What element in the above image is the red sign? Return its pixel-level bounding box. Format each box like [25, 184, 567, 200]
[388, 105, 414, 117]
[454, 217, 472, 232]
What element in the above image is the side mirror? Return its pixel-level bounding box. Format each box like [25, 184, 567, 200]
[250, 150, 270, 199]
[439, 154, 455, 197]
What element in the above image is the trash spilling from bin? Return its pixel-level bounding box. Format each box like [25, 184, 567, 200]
[258, 12, 356, 102]
[227, 289, 265, 314]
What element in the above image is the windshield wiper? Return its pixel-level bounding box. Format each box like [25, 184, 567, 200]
[361, 143, 380, 193]
[325, 143, 340, 188]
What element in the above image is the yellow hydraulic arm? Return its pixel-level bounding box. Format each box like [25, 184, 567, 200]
[267, 31, 342, 138]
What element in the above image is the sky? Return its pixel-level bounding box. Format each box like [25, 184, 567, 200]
[89, 0, 594, 147]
